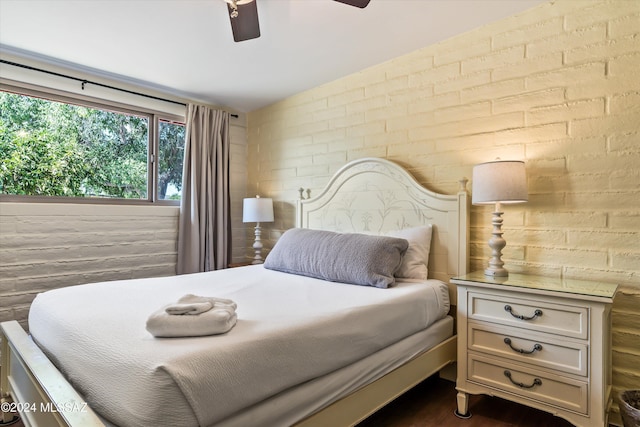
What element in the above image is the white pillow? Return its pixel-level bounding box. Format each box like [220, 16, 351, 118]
[388, 225, 432, 280]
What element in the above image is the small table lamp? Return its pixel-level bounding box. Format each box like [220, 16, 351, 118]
[243, 195, 274, 264]
[472, 160, 528, 277]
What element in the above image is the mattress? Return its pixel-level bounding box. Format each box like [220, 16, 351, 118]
[28, 265, 450, 427]
[217, 315, 453, 427]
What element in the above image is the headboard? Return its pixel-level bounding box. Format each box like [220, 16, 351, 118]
[297, 157, 469, 304]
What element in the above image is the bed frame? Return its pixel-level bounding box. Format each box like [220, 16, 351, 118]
[294, 157, 469, 426]
[1, 157, 469, 427]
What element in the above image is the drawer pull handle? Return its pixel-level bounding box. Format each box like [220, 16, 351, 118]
[504, 370, 542, 389]
[504, 305, 543, 321]
[504, 337, 543, 354]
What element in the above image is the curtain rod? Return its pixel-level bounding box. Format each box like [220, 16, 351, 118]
[0, 59, 239, 118]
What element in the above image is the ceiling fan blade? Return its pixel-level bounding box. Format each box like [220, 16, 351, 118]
[228, 0, 260, 42]
[333, 0, 371, 8]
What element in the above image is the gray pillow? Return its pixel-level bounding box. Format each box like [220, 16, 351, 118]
[264, 228, 409, 288]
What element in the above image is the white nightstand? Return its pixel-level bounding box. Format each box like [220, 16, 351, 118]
[451, 271, 618, 427]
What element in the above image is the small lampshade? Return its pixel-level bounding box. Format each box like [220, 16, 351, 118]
[243, 196, 274, 223]
[472, 160, 528, 205]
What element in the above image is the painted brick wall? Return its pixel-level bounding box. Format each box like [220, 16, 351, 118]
[0, 204, 179, 330]
[247, 0, 640, 419]
[229, 117, 250, 262]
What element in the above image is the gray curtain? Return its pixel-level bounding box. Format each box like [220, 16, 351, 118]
[177, 104, 231, 274]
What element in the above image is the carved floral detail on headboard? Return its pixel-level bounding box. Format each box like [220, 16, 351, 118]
[317, 183, 434, 234]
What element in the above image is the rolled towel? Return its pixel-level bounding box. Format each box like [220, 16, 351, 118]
[165, 301, 213, 315]
[178, 294, 237, 311]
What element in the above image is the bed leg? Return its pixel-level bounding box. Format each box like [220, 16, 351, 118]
[1, 333, 17, 425]
[454, 391, 471, 419]
[1, 368, 19, 425]
[1, 395, 19, 425]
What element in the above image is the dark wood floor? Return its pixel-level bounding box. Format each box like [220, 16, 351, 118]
[357, 375, 574, 427]
[4, 376, 575, 427]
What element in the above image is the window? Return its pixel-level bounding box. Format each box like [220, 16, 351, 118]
[0, 88, 185, 203]
[158, 119, 186, 200]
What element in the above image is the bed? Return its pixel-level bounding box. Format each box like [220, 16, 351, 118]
[0, 157, 470, 427]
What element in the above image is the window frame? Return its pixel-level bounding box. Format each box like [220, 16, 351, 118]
[0, 81, 186, 206]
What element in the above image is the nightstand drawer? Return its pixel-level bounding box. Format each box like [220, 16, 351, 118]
[468, 291, 588, 339]
[468, 323, 588, 376]
[468, 354, 588, 414]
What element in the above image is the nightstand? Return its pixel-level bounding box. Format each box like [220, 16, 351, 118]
[451, 271, 618, 427]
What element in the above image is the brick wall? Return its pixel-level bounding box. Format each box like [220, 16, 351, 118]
[0, 204, 178, 330]
[230, 117, 250, 262]
[247, 0, 640, 420]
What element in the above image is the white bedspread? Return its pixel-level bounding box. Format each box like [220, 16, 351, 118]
[28, 265, 449, 427]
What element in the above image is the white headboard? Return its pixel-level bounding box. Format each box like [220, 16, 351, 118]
[297, 157, 469, 303]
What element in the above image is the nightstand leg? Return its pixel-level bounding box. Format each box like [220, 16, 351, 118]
[455, 391, 471, 418]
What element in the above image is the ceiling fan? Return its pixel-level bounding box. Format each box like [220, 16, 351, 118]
[223, 0, 371, 42]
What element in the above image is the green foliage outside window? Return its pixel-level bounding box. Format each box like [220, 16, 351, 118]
[158, 119, 185, 200]
[0, 129, 89, 196]
[0, 91, 185, 200]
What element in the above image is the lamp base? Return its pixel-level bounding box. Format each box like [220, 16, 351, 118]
[251, 222, 264, 264]
[484, 266, 509, 277]
[484, 208, 509, 278]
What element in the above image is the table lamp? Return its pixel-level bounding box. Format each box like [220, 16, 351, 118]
[243, 195, 274, 264]
[472, 160, 528, 277]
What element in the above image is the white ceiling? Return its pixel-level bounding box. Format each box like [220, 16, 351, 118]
[0, 0, 545, 113]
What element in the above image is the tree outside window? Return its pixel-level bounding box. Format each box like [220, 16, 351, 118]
[0, 90, 185, 202]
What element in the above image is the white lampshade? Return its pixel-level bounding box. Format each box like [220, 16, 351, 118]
[472, 160, 528, 205]
[243, 196, 274, 223]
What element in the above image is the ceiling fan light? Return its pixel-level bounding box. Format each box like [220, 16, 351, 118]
[226, 0, 260, 42]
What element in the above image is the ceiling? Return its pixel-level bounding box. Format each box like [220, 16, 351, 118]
[0, 0, 545, 113]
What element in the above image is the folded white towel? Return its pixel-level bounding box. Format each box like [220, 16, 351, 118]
[146, 294, 238, 338]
